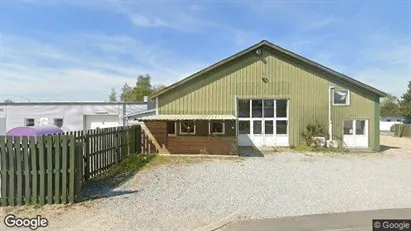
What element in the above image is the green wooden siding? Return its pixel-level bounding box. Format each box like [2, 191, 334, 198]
[158, 48, 379, 148]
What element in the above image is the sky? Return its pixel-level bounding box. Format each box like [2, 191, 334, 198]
[0, 0, 410, 102]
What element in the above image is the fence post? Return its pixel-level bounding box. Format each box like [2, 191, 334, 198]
[84, 131, 90, 181]
[115, 128, 120, 164]
[37, 136, 46, 205]
[0, 136, 7, 206]
[68, 135, 75, 203]
[136, 125, 141, 153]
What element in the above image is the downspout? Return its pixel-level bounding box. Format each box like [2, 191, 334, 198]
[328, 86, 335, 142]
[234, 95, 238, 137]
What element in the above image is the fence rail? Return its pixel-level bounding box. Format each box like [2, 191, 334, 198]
[0, 125, 142, 206]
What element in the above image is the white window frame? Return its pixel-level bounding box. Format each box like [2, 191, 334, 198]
[209, 121, 225, 135]
[25, 118, 35, 126]
[54, 118, 64, 128]
[167, 121, 177, 137]
[332, 89, 350, 106]
[237, 98, 289, 135]
[180, 121, 196, 135]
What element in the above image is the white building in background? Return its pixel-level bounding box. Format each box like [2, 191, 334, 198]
[0, 96, 156, 135]
[380, 116, 404, 131]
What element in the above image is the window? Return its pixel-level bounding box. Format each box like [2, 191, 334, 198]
[343, 120, 353, 135]
[209, 122, 225, 135]
[386, 119, 392, 122]
[25, 118, 35, 126]
[356, 120, 365, 135]
[167, 121, 177, 136]
[276, 100, 287, 118]
[252, 100, 263, 118]
[54, 118, 63, 128]
[180, 121, 196, 135]
[263, 100, 274, 117]
[333, 89, 350, 105]
[276, 121, 288, 134]
[253, 121, 262, 134]
[265, 121, 274, 134]
[238, 121, 250, 134]
[238, 100, 250, 118]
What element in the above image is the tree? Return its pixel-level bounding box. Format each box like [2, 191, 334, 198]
[120, 83, 134, 102]
[399, 81, 411, 118]
[151, 84, 167, 93]
[108, 88, 117, 102]
[132, 74, 152, 102]
[114, 74, 168, 102]
[3, 99, 14, 103]
[380, 94, 400, 117]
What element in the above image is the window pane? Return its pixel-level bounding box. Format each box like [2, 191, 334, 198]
[54, 119, 63, 128]
[211, 122, 224, 133]
[276, 120, 287, 134]
[252, 100, 263, 118]
[264, 100, 274, 117]
[239, 121, 250, 134]
[276, 100, 287, 118]
[181, 121, 195, 133]
[333, 89, 348, 104]
[343, 120, 353, 135]
[265, 121, 273, 134]
[167, 121, 175, 134]
[238, 100, 250, 118]
[25, 119, 34, 126]
[253, 121, 262, 134]
[356, 120, 365, 135]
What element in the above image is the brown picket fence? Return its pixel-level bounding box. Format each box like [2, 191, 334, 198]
[0, 125, 142, 206]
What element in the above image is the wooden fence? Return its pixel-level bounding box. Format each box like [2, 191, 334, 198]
[394, 124, 411, 138]
[0, 125, 142, 206]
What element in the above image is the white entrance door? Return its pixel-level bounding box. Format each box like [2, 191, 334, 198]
[252, 120, 264, 146]
[237, 99, 289, 147]
[343, 119, 368, 148]
[264, 120, 275, 146]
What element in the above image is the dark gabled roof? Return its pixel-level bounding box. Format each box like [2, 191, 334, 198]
[152, 40, 387, 98]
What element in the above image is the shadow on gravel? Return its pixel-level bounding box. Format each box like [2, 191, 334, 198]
[238, 146, 265, 157]
[77, 154, 156, 202]
[380, 145, 401, 152]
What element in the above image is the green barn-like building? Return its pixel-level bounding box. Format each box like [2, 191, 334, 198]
[139, 40, 387, 154]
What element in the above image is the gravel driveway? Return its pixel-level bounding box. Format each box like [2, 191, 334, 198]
[1, 134, 410, 231]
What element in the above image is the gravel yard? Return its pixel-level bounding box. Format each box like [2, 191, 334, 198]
[1, 134, 410, 231]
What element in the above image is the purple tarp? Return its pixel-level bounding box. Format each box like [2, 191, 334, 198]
[6, 125, 64, 137]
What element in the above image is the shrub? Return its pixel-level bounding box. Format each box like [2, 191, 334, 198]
[301, 120, 327, 146]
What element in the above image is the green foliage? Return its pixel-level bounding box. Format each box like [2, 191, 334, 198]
[301, 120, 327, 146]
[120, 83, 134, 102]
[380, 94, 400, 117]
[3, 99, 14, 103]
[399, 81, 411, 118]
[108, 88, 117, 102]
[117, 74, 167, 102]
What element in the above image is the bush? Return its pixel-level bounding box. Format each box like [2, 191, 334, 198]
[301, 121, 327, 146]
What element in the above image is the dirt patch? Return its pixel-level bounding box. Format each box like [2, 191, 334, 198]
[380, 134, 411, 156]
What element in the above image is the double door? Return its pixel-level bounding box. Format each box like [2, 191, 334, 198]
[343, 119, 368, 148]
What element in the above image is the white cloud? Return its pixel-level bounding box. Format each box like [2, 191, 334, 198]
[0, 33, 205, 102]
